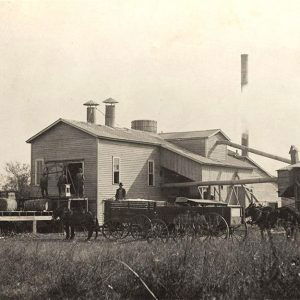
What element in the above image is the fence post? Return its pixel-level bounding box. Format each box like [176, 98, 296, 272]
[32, 220, 37, 234]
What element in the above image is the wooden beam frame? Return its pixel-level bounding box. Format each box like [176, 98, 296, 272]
[162, 177, 278, 188]
[216, 140, 290, 164]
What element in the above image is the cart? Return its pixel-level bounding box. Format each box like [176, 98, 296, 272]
[102, 198, 247, 242]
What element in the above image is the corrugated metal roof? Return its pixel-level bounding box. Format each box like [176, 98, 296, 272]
[26, 119, 253, 169]
[64, 119, 162, 145]
[65, 120, 233, 166]
[159, 129, 230, 140]
[278, 162, 300, 171]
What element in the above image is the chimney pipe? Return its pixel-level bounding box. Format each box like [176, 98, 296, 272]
[83, 100, 99, 124]
[241, 132, 249, 157]
[289, 145, 299, 164]
[103, 98, 118, 127]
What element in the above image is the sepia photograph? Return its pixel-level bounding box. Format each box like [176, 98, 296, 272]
[0, 1, 300, 299]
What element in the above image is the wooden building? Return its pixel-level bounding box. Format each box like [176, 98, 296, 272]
[26, 100, 279, 223]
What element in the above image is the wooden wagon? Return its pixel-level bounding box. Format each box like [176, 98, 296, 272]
[102, 198, 247, 242]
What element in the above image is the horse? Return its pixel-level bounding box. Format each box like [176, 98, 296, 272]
[52, 206, 100, 240]
[245, 202, 299, 240]
[277, 206, 300, 239]
[245, 202, 278, 240]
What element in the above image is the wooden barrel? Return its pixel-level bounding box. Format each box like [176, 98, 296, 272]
[0, 197, 18, 211]
[24, 199, 52, 211]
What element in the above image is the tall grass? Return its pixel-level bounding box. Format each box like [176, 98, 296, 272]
[0, 233, 300, 299]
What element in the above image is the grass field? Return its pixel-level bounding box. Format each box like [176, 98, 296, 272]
[0, 232, 300, 299]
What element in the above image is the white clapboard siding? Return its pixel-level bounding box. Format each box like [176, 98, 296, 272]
[202, 164, 278, 204]
[97, 139, 162, 224]
[160, 148, 203, 182]
[206, 133, 227, 162]
[30, 122, 98, 214]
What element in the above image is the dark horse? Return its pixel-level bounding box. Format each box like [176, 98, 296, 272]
[245, 202, 300, 240]
[53, 206, 100, 240]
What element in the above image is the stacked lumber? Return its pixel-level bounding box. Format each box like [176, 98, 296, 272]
[24, 199, 52, 211]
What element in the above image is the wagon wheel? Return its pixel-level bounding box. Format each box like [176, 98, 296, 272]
[110, 222, 128, 240]
[130, 214, 152, 240]
[119, 220, 131, 239]
[229, 223, 248, 242]
[147, 219, 169, 243]
[173, 213, 195, 240]
[193, 213, 208, 238]
[102, 221, 124, 240]
[201, 213, 229, 241]
[102, 221, 114, 240]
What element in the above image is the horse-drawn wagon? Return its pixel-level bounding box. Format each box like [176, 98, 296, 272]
[102, 197, 247, 242]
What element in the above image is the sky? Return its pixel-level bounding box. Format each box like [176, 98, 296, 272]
[0, 0, 300, 176]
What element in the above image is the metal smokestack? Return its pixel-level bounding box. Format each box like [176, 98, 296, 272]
[241, 54, 248, 91]
[241, 131, 249, 157]
[289, 145, 299, 164]
[103, 98, 118, 127]
[83, 100, 99, 124]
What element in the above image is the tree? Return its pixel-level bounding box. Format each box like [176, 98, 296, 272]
[1, 161, 31, 199]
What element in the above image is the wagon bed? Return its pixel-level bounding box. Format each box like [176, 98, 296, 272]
[103, 198, 247, 242]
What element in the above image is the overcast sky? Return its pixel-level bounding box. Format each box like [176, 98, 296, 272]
[0, 0, 300, 175]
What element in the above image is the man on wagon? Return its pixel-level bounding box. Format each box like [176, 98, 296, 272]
[115, 182, 126, 200]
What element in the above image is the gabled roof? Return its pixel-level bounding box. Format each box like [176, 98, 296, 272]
[227, 149, 273, 177]
[159, 129, 230, 141]
[26, 119, 163, 145]
[26, 119, 252, 170]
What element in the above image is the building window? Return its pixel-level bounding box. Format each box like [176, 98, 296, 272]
[112, 157, 120, 184]
[148, 160, 155, 186]
[35, 159, 44, 186]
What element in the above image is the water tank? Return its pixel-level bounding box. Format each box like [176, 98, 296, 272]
[131, 120, 157, 133]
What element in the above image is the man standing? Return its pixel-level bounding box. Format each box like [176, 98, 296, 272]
[40, 172, 48, 198]
[57, 171, 67, 198]
[115, 182, 126, 200]
[76, 168, 85, 198]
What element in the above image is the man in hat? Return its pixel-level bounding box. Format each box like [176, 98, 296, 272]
[115, 182, 126, 201]
[57, 171, 67, 198]
[40, 172, 48, 198]
[76, 168, 85, 198]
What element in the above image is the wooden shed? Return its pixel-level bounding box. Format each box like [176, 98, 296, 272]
[277, 163, 300, 198]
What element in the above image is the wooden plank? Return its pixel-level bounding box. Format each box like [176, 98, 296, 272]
[217, 140, 290, 163]
[162, 177, 278, 188]
[0, 211, 52, 216]
[232, 186, 240, 205]
[0, 216, 52, 221]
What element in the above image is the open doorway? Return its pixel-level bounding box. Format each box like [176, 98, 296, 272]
[65, 162, 84, 196]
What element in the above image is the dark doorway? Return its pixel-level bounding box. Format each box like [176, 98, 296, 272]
[66, 162, 83, 196]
